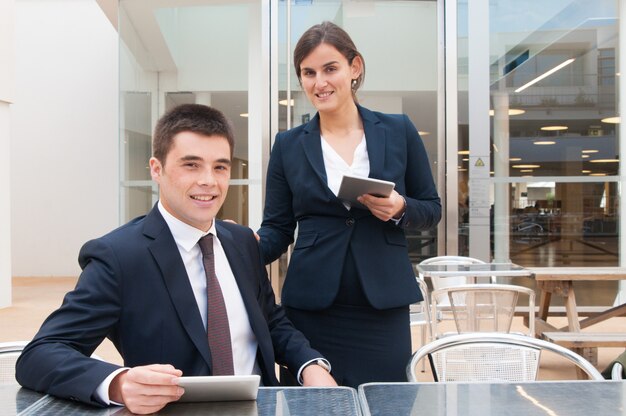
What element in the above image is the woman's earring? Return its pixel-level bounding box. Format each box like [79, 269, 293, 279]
[351, 79, 357, 89]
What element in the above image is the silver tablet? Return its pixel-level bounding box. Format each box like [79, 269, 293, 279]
[337, 174, 395, 208]
[176, 375, 260, 402]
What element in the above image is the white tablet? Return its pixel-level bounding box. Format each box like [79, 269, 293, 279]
[337, 174, 395, 207]
[176, 375, 260, 402]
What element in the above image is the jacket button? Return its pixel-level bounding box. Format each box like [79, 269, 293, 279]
[346, 218, 355, 226]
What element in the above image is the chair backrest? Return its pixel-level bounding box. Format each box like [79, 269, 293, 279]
[419, 256, 489, 290]
[406, 332, 603, 382]
[410, 277, 433, 340]
[0, 341, 29, 385]
[430, 283, 535, 338]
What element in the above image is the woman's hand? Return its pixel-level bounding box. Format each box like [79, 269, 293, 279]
[223, 219, 260, 242]
[357, 190, 406, 222]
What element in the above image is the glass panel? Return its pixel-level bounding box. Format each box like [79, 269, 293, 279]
[459, 0, 620, 271]
[278, 0, 440, 263]
[119, 0, 264, 226]
[120, 91, 153, 223]
[507, 180, 618, 267]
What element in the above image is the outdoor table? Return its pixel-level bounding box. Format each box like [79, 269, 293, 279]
[416, 262, 533, 282]
[529, 267, 626, 334]
[1, 384, 360, 416]
[359, 381, 625, 416]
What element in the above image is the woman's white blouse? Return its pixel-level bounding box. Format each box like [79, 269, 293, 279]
[320, 134, 369, 209]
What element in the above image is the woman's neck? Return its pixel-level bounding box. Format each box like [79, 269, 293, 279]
[319, 102, 361, 136]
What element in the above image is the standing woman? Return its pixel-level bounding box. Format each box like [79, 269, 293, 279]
[258, 21, 441, 387]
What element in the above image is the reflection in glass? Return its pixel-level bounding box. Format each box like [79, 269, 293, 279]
[459, 0, 620, 272]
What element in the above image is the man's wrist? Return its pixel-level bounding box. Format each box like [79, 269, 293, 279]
[306, 359, 330, 373]
[297, 358, 331, 384]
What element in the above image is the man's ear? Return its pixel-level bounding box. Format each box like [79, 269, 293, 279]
[149, 157, 162, 182]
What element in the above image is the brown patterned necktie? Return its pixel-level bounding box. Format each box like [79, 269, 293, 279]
[198, 234, 234, 375]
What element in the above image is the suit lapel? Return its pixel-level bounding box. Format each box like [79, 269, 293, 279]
[143, 207, 212, 369]
[359, 105, 387, 179]
[301, 115, 336, 201]
[303, 107, 387, 182]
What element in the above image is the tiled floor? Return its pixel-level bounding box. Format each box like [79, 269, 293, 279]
[2, 277, 624, 380]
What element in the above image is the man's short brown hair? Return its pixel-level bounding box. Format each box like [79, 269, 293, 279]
[152, 104, 235, 165]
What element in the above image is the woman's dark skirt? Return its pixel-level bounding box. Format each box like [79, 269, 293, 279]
[283, 303, 411, 388]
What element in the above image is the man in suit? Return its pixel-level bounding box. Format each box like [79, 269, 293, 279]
[16, 104, 336, 414]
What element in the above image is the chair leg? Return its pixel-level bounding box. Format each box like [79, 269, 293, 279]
[420, 325, 427, 372]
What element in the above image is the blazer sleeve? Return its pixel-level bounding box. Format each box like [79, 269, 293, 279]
[245, 229, 323, 377]
[257, 133, 297, 264]
[397, 114, 442, 230]
[15, 238, 123, 407]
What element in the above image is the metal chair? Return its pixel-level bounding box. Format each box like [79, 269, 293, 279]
[430, 283, 535, 339]
[601, 349, 626, 380]
[410, 277, 433, 372]
[0, 341, 29, 385]
[611, 363, 623, 380]
[419, 256, 493, 291]
[406, 332, 603, 382]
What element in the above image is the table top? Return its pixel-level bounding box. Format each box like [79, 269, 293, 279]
[529, 267, 626, 281]
[416, 263, 531, 277]
[358, 381, 625, 416]
[1, 385, 360, 416]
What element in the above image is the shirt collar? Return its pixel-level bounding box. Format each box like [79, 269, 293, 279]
[157, 201, 217, 252]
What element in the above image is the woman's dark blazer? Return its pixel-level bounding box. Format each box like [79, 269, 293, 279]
[258, 105, 441, 311]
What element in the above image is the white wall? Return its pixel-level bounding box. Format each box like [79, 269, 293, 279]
[0, 0, 15, 307]
[11, 0, 119, 277]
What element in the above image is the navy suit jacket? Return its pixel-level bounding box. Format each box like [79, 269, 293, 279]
[16, 206, 322, 406]
[258, 105, 441, 311]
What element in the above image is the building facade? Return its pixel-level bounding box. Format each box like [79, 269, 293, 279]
[5, 0, 602, 307]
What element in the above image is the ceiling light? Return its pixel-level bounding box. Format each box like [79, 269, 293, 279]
[509, 157, 522, 162]
[462, 158, 469, 161]
[489, 109, 526, 116]
[581, 155, 590, 159]
[534, 141, 556, 145]
[512, 164, 541, 169]
[601, 116, 620, 124]
[590, 173, 607, 176]
[515, 58, 575, 93]
[520, 169, 533, 173]
[240, 113, 249, 118]
[582, 170, 591, 174]
[458, 150, 470, 155]
[582, 149, 598, 153]
[540, 125, 568, 131]
[590, 159, 619, 163]
[279, 99, 295, 106]
[418, 131, 430, 136]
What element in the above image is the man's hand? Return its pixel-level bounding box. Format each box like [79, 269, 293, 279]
[358, 190, 406, 222]
[301, 364, 338, 387]
[109, 364, 184, 414]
